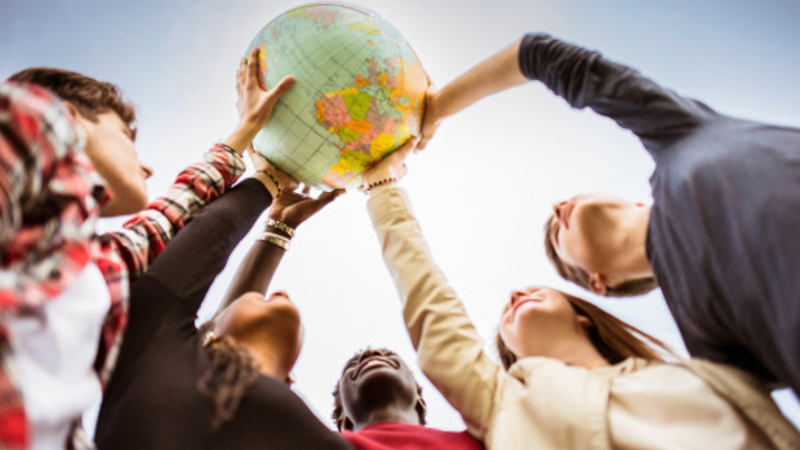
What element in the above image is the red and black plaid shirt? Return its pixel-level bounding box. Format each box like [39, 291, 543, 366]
[0, 82, 246, 449]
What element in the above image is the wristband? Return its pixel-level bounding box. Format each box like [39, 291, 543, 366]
[364, 177, 397, 194]
[216, 142, 238, 154]
[257, 169, 282, 197]
[257, 231, 291, 250]
[266, 218, 295, 237]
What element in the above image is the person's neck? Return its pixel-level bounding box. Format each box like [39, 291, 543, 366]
[242, 340, 290, 381]
[537, 336, 610, 370]
[353, 405, 420, 432]
[606, 204, 653, 283]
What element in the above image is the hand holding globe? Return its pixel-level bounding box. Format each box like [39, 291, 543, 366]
[244, 3, 428, 191]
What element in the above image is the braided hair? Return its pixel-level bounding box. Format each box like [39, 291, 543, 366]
[197, 326, 260, 430]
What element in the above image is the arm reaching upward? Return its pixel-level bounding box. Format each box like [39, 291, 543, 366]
[419, 39, 528, 150]
[422, 33, 713, 154]
[219, 154, 344, 311]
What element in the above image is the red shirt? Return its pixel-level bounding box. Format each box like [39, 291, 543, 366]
[343, 422, 484, 450]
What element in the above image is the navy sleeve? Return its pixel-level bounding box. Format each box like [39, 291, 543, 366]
[518, 33, 715, 154]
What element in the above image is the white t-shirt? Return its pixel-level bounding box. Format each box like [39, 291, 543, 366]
[6, 263, 110, 450]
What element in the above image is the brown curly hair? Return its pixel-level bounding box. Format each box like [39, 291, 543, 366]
[197, 323, 260, 430]
[496, 290, 673, 370]
[8, 67, 137, 139]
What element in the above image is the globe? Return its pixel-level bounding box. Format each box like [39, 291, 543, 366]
[245, 2, 427, 191]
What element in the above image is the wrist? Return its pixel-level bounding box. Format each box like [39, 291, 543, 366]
[252, 170, 281, 199]
[265, 217, 296, 237]
[364, 177, 397, 195]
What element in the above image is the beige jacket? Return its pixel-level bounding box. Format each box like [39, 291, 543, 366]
[368, 186, 800, 450]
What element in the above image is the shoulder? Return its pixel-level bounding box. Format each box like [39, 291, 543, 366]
[1, 81, 84, 158]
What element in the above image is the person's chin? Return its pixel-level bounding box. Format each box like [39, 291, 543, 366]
[100, 192, 148, 217]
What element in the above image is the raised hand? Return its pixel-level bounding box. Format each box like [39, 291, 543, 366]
[236, 47, 295, 135]
[362, 136, 419, 191]
[247, 147, 298, 193]
[269, 185, 345, 229]
[417, 73, 440, 151]
[224, 47, 295, 154]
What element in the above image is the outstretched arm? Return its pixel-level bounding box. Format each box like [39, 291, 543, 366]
[105, 47, 295, 281]
[419, 40, 528, 149]
[422, 33, 712, 153]
[218, 159, 344, 311]
[364, 141, 505, 440]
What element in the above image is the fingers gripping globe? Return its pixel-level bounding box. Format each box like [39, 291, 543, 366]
[245, 2, 428, 191]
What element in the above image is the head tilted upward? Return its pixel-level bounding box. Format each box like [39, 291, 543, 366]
[544, 193, 657, 297]
[497, 287, 672, 370]
[332, 348, 427, 432]
[8, 67, 152, 215]
[197, 290, 303, 429]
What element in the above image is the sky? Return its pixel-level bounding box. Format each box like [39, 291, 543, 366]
[3, 0, 799, 436]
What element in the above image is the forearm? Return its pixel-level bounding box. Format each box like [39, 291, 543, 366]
[110, 144, 247, 278]
[519, 33, 708, 141]
[433, 38, 529, 120]
[144, 178, 272, 301]
[218, 224, 288, 311]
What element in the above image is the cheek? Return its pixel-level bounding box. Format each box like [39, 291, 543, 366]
[499, 322, 523, 356]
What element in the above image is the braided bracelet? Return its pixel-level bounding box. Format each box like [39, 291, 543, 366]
[364, 177, 397, 194]
[257, 169, 282, 197]
[266, 218, 295, 237]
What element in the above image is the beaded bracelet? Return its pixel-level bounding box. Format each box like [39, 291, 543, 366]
[257, 231, 291, 250]
[257, 169, 282, 197]
[364, 177, 397, 194]
[266, 218, 295, 238]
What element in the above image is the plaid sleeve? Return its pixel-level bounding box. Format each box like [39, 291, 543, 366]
[104, 144, 245, 280]
[0, 82, 107, 309]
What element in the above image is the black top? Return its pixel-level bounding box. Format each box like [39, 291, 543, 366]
[94, 179, 350, 450]
[519, 33, 800, 393]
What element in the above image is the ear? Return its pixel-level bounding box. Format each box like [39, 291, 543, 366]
[577, 315, 593, 328]
[63, 101, 90, 130]
[588, 272, 607, 296]
[416, 396, 427, 414]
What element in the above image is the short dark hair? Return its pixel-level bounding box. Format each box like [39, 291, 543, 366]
[8, 67, 137, 139]
[543, 215, 658, 297]
[331, 348, 426, 432]
[496, 289, 674, 370]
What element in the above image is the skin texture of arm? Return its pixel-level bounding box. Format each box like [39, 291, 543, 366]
[419, 39, 527, 150]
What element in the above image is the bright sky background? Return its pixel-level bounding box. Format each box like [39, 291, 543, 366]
[3, 0, 800, 437]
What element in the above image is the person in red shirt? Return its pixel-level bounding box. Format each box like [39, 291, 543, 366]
[333, 348, 484, 450]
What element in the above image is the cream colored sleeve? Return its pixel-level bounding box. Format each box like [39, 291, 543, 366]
[367, 186, 505, 439]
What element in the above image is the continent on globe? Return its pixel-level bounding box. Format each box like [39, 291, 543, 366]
[245, 2, 427, 190]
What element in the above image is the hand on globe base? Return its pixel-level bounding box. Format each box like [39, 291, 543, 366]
[363, 136, 419, 191]
[226, 47, 296, 154]
[417, 73, 441, 152]
[269, 184, 345, 230]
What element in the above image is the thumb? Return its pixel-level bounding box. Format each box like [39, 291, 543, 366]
[318, 189, 346, 204]
[395, 136, 419, 160]
[266, 75, 295, 106]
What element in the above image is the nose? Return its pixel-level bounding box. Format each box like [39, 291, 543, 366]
[553, 201, 567, 220]
[509, 290, 527, 307]
[140, 163, 154, 179]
